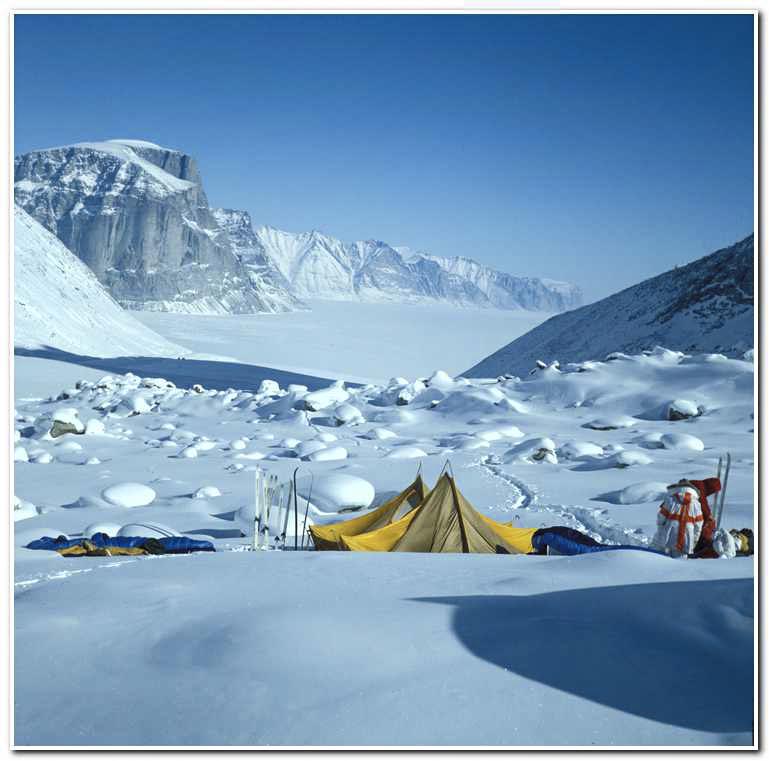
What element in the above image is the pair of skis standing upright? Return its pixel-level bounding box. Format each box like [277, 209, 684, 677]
[253, 466, 313, 551]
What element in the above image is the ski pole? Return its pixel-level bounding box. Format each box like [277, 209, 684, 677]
[293, 466, 300, 551]
[301, 474, 314, 550]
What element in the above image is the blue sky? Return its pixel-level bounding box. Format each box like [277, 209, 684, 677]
[14, 13, 754, 302]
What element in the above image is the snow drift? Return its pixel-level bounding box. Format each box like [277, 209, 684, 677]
[14, 205, 189, 358]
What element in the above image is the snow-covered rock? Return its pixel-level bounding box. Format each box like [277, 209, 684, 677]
[50, 407, 85, 437]
[101, 482, 156, 508]
[117, 522, 179, 539]
[660, 433, 705, 452]
[194, 486, 222, 499]
[333, 403, 364, 426]
[13, 496, 37, 521]
[584, 415, 637, 431]
[558, 441, 604, 461]
[385, 446, 428, 459]
[301, 383, 349, 411]
[666, 399, 702, 421]
[83, 521, 123, 537]
[295, 474, 375, 514]
[304, 446, 348, 462]
[596, 482, 669, 505]
[504, 437, 558, 464]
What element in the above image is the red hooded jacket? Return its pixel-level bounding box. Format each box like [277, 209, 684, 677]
[689, 477, 722, 557]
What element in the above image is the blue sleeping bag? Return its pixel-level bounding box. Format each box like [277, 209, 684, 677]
[531, 527, 665, 556]
[26, 533, 215, 554]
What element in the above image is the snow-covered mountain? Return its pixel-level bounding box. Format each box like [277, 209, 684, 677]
[14, 140, 292, 315]
[254, 225, 582, 311]
[14, 205, 189, 358]
[211, 209, 300, 312]
[465, 235, 754, 378]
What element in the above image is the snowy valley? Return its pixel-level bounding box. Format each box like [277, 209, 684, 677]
[12, 141, 755, 748]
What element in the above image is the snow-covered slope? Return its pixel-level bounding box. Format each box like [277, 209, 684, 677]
[211, 209, 301, 312]
[14, 140, 293, 315]
[14, 205, 189, 358]
[255, 225, 582, 311]
[465, 235, 754, 378]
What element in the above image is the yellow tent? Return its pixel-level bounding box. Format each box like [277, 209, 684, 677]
[340, 472, 537, 554]
[309, 474, 428, 551]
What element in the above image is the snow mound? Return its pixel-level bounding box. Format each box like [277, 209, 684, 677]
[83, 521, 123, 537]
[101, 482, 156, 508]
[296, 474, 375, 514]
[304, 446, 348, 462]
[117, 522, 179, 538]
[585, 415, 637, 431]
[558, 441, 604, 461]
[596, 482, 669, 505]
[660, 432, 705, 452]
[386, 447, 428, 459]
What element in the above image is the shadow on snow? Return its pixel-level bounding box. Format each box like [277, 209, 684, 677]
[15, 346, 348, 393]
[413, 578, 753, 733]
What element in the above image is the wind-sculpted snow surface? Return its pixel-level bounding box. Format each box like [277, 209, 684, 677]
[254, 224, 582, 311]
[14, 141, 289, 314]
[465, 235, 754, 378]
[13, 206, 189, 358]
[13, 346, 754, 746]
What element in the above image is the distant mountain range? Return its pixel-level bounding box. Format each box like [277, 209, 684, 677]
[465, 235, 754, 378]
[14, 139, 582, 315]
[249, 225, 582, 311]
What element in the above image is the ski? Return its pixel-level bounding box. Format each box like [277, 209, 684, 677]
[280, 481, 292, 550]
[253, 468, 262, 551]
[716, 452, 731, 529]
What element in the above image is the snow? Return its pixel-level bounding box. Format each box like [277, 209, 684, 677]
[13, 551, 752, 746]
[253, 224, 581, 311]
[117, 522, 179, 538]
[660, 432, 706, 452]
[136, 300, 548, 382]
[14, 206, 189, 359]
[73, 141, 195, 194]
[467, 235, 754, 378]
[295, 473, 375, 514]
[101, 482, 157, 508]
[594, 481, 669, 505]
[13, 322, 755, 745]
[304, 445, 348, 462]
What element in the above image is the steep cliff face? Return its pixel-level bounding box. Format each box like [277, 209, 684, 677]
[465, 235, 754, 378]
[211, 208, 300, 312]
[14, 204, 188, 357]
[14, 140, 288, 314]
